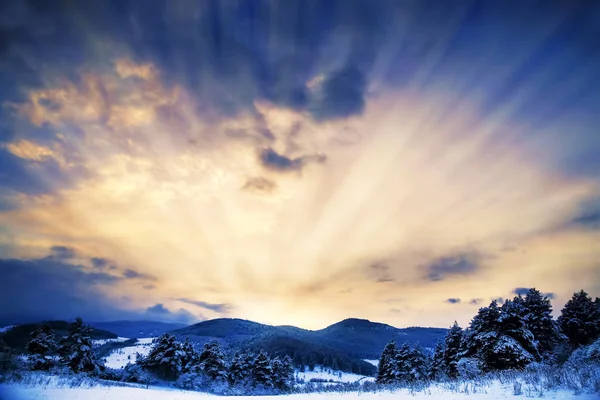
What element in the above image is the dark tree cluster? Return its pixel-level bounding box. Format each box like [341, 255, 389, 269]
[136, 333, 295, 391]
[23, 317, 104, 374]
[377, 288, 600, 382]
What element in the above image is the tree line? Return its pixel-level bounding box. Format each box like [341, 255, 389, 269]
[376, 288, 600, 384]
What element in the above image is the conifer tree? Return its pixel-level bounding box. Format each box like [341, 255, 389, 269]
[199, 341, 228, 380]
[521, 288, 561, 356]
[228, 351, 251, 385]
[252, 351, 274, 387]
[26, 324, 56, 370]
[180, 339, 200, 374]
[59, 317, 103, 374]
[376, 341, 398, 384]
[271, 356, 294, 390]
[558, 290, 600, 347]
[463, 300, 537, 371]
[429, 341, 444, 379]
[142, 333, 183, 379]
[442, 322, 463, 378]
[394, 343, 413, 381]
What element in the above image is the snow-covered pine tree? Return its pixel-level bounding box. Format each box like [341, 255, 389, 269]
[199, 341, 228, 380]
[26, 324, 56, 370]
[499, 298, 540, 361]
[142, 333, 183, 380]
[558, 290, 600, 347]
[407, 344, 429, 382]
[268, 355, 294, 390]
[252, 351, 274, 388]
[59, 317, 103, 374]
[442, 321, 463, 378]
[180, 338, 200, 374]
[428, 341, 444, 379]
[228, 351, 252, 385]
[521, 288, 561, 356]
[462, 300, 537, 371]
[394, 343, 412, 382]
[376, 340, 398, 384]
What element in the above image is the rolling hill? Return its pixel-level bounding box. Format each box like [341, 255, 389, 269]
[170, 317, 447, 376]
[0, 320, 117, 353]
[89, 320, 187, 338]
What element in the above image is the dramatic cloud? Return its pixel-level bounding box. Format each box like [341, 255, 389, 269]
[0, 256, 127, 324]
[0, 1, 599, 329]
[49, 246, 76, 260]
[242, 177, 277, 193]
[175, 298, 233, 314]
[426, 254, 482, 282]
[123, 269, 157, 282]
[146, 303, 197, 324]
[91, 257, 109, 268]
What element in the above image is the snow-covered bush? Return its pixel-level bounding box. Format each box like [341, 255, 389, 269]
[568, 337, 600, 364]
[456, 357, 481, 379]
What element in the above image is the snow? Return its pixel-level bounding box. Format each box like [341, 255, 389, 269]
[363, 359, 379, 367]
[92, 337, 130, 346]
[0, 325, 16, 333]
[295, 365, 375, 384]
[103, 338, 155, 369]
[1, 380, 598, 400]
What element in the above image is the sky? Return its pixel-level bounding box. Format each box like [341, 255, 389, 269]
[0, 0, 599, 330]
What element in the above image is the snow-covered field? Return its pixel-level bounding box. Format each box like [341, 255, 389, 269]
[1, 380, 597, 400]
[92, 337, 130, 347]
[102, 338, 155, 369]
[295, 366, 374, 383]
[363, 359, 379, 367]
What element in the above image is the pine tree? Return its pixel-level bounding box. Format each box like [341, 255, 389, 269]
[252, 351, 274, 387]
[199, 341, 228, 380]
[394, 343, 413, 382]
[429, 341, 444, 379]
[26, 324, 56, 370]
[180, 339, 200, 374]
[442, 322, 463, 378]
[558, 290, 600, 347]
[271, 356, 294, 390]
[407, 344, 429, 382]
[142, 333, 183, 380]
[376, 341, 398, 384]
[522, 288, 561, 356]
[499, 298, 540, 361]
[59, 317, 103, 374]
[463, 300, 537, 371]
[229, 351, 252, 385]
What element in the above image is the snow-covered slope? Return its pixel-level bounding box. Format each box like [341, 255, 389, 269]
[103, 338, 155, 369]
[0, 325, 16, 333]
[363, 359, 379, 367]
[92, 337, 129, 347]
[1, 380, 597, 400]
[295, 365, 374, 383]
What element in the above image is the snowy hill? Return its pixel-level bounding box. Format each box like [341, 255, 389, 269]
[103, 338, 155, 369]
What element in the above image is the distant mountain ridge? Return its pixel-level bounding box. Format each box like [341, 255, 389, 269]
[170, 317, 448, 376]
[89, 320, 187, 338]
